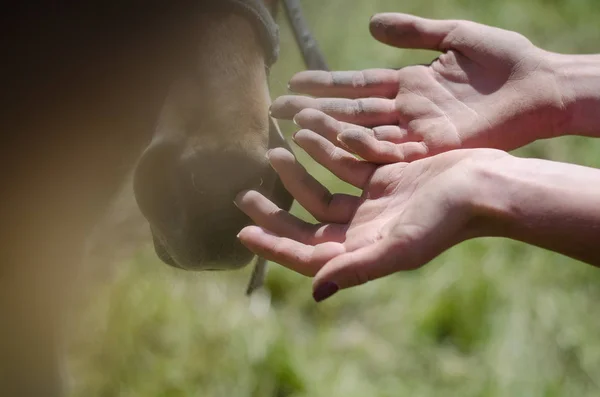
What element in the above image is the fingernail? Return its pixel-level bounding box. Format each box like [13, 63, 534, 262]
[292, 115, 299, 126]
[313, 281, 339, 303]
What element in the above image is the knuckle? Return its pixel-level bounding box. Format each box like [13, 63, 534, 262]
[444, 21, 472, 48]
[398, 65, 429, 83]
[313, 192, 334, 223]
[372, 126, 391, 141]
[348, 267, 371, 288]
[352, 71, 368, 89]
[328, 146, 346, 163]
[352, 99, 367, 116]
[268, 239, 289, 260]
[266, 207, 284, 219]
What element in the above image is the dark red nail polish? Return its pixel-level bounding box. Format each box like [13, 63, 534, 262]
[313, 281, 339, 303]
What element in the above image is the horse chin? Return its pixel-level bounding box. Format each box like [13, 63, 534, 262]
[151, 229, 255, 272]
[145, 202, 259, 272]
[134, 132, 288, 274]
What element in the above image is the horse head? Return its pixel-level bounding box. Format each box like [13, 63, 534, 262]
[133, 3, 293, 274]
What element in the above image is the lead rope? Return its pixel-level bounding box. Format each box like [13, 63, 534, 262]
[282, 0, 329, 71]
[246, 0, 327, 296]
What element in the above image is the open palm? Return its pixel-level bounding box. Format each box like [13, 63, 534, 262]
[270, 13, 566, 163]
[235, 121, 507, 301]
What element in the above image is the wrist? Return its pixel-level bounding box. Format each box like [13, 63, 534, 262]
[456, 150, 515, 240]
[466, 152, 531, 240]
[467, 152, 600, 265]
[547, 51, 600, 137]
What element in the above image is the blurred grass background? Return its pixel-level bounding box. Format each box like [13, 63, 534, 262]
[67, 1, 600, 396]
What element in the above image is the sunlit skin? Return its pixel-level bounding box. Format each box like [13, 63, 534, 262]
[270, 13, 600, 163]
[235, 13, 600, 302]
[235, 139, 600, 302]
[1, 4, 286, 395]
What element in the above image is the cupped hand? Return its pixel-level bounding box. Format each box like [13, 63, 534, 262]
[234, 119, 508, 302]
[270, 13, 568, 163]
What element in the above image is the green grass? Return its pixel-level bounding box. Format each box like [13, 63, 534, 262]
[67, 1, 600, 396]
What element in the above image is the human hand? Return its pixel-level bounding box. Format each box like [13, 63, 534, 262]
[234, 122, 508, 302]
[270, 13, 569, 163]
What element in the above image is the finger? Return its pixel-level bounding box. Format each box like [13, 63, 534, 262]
[270, 95, 397, 127]
[293, 109, 414, 154]
[234, 190, 347, 245]
[292, 128, 376, 189]
[311, 240, 412, 302]
[288, 69, 399, 99]
[234, 190, 315, 243]
[267, 147, 359, 224]
[370, 13, 470, 53]
[237, 226, 346, 277]
[371, 125, 410, 144]
[292, 108, 344, 145]
[293, 108, 371, 146]
[338, 129, 429, 163]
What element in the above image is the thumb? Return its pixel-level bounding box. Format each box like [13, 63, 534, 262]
[369, 13, 471, 53]
[311, 241, 414, 302]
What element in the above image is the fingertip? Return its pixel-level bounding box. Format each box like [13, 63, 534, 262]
[236, 225, 254, 240]
[234, 189, 253, 206]
[312, 281, 340, 303]
[290, 128, 313, 143]
[266, 146, 294, 164]
[236, 226, 262, 248]
[369, 12, 392, 24]
[269, 95, 297, 119]
[293, 108, 322, 128]
[335, 134, 352, 152]
[288, 74, 301, 92]
[237, 225, 270, 253]
[288, 70, 317, 90]
[369, 12, 394, 36]
[234, 189, 265, 211]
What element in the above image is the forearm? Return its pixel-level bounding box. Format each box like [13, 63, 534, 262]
[474, 154, 600, 266]
[549, 52, 600, 137]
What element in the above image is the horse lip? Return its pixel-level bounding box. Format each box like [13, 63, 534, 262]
[151, 231, 187, 270]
